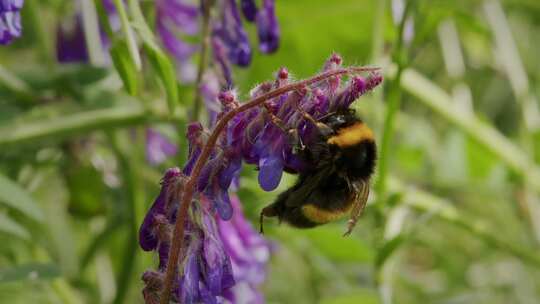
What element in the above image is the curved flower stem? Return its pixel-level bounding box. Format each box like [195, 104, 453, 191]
[159, 65, 380, 304]
[192, 0, 214, 121]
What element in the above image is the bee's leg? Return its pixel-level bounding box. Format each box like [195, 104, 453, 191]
[263, 103, 305, 150]
[292, 102, 333, 137]
[259, 204, 279, 234]
[343, 181, 370, 236]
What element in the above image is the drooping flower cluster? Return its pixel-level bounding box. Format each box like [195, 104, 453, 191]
[193, 53, 382, 209]
[0, 0, 24, 44]
[139, 55, 381, 303]
[140, 168, 235, 303]
[139, 167, 270, 303]
[156, 0, 279, 83]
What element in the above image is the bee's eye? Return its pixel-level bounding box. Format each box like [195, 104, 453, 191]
[326, 115, 346, 128]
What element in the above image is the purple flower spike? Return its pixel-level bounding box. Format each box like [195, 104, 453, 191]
[146, 128, 178, 166]
[0, 0, 24, 45]
[240, 0, 258, 22]
[256, 0, 279, 53]
[214, 0, 252, 66]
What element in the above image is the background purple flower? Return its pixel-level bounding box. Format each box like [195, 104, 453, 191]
[56, 16, 89, 63]
[156, 0, 279, 81]
[145, 128, 178, 166]
[0, 0, 24, 44]
[219, 195, 271, 303]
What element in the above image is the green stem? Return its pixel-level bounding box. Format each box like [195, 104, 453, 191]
[375, 0, 413, 198]
[0, 103, 186, 146]
[0, 104, 148, 146]
[395, 67, 540, 192]
[26, 0, 52, 68]
[113, 0, 142, 70]
[108, 131, 144, 304]
[81, 0, 107, 66]
[0, 65, 35, 102]
[192, 0, 213, 121]
[388, 177, 540, 267]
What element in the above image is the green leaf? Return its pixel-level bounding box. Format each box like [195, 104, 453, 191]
[110, 40, 139, 96]
[0, 173, 43, 222]
[144, 43, 180, 112]
[375, 234, 407, 270]
[0, 103, 148, 146]
[0, 213, 30, 240]
[0, 263, 60, 283]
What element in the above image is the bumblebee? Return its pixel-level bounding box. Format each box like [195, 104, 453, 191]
[259, 109, 376, 236]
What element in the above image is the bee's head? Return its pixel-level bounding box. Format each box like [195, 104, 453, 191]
[321, 109, 358, 132]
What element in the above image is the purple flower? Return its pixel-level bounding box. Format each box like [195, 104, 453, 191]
[256, 0, 279, 54]
[213, 0, 252, 66]
[139, 167, 183, 252]
[140, 169, 237, 304]
[0, 0, 24, 45]
[140, 55, 381, 303]
[55, 0, 120, 64]
[156, 0, 199, 63]
[155, 0, 280, 72]
[240, 0, 257, 22]
[146, 128, 178, 166]
[218, 195, 271, 303]
[56, 16, 89, 63]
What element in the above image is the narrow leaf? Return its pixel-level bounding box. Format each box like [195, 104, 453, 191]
[0, 174, 43, 222]
[0, 213, 30, 240]
[144, 43, 180, 112]
[110, 40, 139, 96]
[375, 233, 407, 269]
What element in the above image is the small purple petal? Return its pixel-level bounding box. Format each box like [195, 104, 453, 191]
[0, 0, 24, 11]
[0, 9, 22, 45]
[214, 185, 233, 220]
[180, 241, 202, 304]
[258, 155, 283, 191]
[240, 0, 257, 22]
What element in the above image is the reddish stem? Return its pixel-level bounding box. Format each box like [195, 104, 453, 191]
[159, 66, 380, 304]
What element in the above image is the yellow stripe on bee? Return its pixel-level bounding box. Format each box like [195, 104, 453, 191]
[301, 204, 353, 224]
[327, 122, 374, 148]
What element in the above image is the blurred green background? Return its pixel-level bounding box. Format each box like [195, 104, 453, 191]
[2, 0, 540, 303]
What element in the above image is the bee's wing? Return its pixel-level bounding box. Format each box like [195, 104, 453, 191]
[343, 180, 370, 236]
[284, 169, 331, 207]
